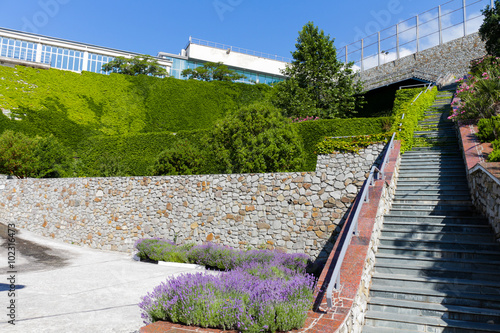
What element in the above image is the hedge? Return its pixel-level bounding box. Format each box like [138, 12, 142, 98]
[294, 117, 393, 170]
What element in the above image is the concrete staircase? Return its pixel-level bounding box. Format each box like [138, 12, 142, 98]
[362, 91, 500, 332]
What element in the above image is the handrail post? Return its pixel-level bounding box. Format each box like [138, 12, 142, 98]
[438, 5, 443, 45]
[396, 24, 400, 60]
[378, 32, 381, 67]
[463, 0, 467, 36]
[361, 39, 364, 71]
[416, 15, 420, 53]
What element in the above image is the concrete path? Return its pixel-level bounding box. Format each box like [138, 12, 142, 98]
[0, 227, 203, 333]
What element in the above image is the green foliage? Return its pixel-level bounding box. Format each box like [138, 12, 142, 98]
[0, 130, 72, 178]
[272, 22, 364, 119]
[477, 116, 500, 142]
[182, 62, 246, 82]
[479, 1, 500, 57]
[207, 103, 306, 174]
[315, 132, 393, 154]
[391, 87, 438, 152]
[151, 139, 204, 176]
[294, 117, 392, 170]
[489, 139, 500, 161]
[102, 55, 167, 76]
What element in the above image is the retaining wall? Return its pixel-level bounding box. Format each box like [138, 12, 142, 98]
[360, 33, 486, 90]
[0, 144, 386, 261]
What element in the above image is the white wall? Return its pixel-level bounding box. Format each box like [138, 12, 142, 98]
[186, 44, 287, 76]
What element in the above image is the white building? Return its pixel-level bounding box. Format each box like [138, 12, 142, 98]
[0, 27, 289, 84]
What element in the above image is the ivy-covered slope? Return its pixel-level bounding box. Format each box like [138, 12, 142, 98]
[0, 65, 271, 149]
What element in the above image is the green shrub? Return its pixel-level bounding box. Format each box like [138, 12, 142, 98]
[0, 130, 72, 178]
[207, 103, 306, 174]
[391, 87, 438, 152]
[477, 116, 500, 142]
[151, 139, 204, 176]
[489, 139, 500, 162]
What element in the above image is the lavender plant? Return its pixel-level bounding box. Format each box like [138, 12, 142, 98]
[139, 269, 315, 332]
[136, 239, 315, 332]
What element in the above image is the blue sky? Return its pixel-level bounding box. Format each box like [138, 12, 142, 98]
[0, 0, 492, 60]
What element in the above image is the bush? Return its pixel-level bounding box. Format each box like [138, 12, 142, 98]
[315, 132, 393, 154]
[151, 139, 204, 176]
[0, 130, 72, 178]
[207, 103, 306, 174]
[477, 116, 500, 142]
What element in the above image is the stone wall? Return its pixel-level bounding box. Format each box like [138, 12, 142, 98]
[0, 144, 386, 261]
[360, 33, 486, 90]
[469, 165, 500, 241]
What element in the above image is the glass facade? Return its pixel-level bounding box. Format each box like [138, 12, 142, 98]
[87, 53, 115, 74]
[41, 45, 84, 71]
[0, 37, 37, 62]
[164, 56, 284, 85]
[0, 31, 283, 85]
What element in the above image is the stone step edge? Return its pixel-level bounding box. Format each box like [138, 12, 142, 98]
[372, 272, 500, 289]
[364, 310, 500, 332]
[370, 282, 500, 302]
[374, 253, 500, 266]
[377, 244, 500, 257]
[374, 261, 500, 277]
[379, 236, 498, 247]
[368, 297, 500, 317]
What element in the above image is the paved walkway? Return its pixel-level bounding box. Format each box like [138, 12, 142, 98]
[0, 227, 202, 333]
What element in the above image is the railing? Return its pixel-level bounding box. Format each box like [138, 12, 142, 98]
[187, 37, 293, 63]
[325, 81, 439, 306]
[338, 0, 494, 71]
[326, 132, 397, 307]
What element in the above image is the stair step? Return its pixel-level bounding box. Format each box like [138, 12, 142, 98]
[395, 190, 470, 196]
[390, 203, 474, 211]
[374, 261, 500, 281]
[379, 237, 500, 251]
[374, 254, 500, 271]
[388, 209, 475, 216]
[383, 222, 490, 232]
[364, 310, 500, 332]
[377, 245, 500, 261]
[381, 231, 493, 243]
[394, 194, 471, 201]
[368, 297, 500, 324]
[369, 284, 500, 312]
[372, 273, 500, 295]
[395, 184, 469, 191]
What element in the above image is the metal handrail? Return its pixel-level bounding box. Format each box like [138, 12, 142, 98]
[325, 132, 397, 307]
[399, 83, 431, 90]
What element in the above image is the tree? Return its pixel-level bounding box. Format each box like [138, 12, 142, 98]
[271, 22, 364, 119]
[102, 55, 167, 76]
[479, 1, 500, 57]
[206, 103, 305, 174]
[0, 131, 71, 178]
[182, 62, 246, 82]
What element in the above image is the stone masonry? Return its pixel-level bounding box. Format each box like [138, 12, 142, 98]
[0, 144, 386, 261]
[360, 33, 486, 90]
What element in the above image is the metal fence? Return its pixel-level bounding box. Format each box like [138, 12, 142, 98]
[338, 0, 494, 71]
[187, 37, 293, 63]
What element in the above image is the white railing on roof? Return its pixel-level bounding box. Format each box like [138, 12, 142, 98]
[187, 37, 292, 63]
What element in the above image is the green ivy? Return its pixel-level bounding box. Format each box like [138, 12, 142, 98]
[391, 87, 438, 152]
[315, 132, 393, 154]
[294, 117, 393, 170]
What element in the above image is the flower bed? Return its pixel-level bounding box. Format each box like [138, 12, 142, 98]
[450, 55, 500, 162]
[137, 239, 315, 332]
